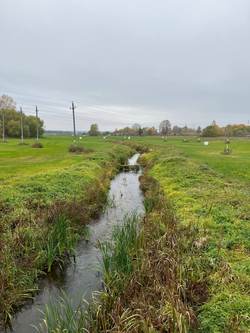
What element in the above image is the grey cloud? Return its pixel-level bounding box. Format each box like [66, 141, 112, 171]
[1, 0, 250, 130]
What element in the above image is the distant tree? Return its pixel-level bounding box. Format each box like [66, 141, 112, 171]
[172, 126, 179, 135]
[132, 123, 141, 130]
[201, 120, 222, 137]
[196, 126, 202, 136]
[228, 124, 233, 137]
[231, 124, 250, 137]
[159, 120, 171, 135]
[0, 95, 44, 138]
[124, 126, 132, 135]
[26, 116, 44, 138]
[146, 127, 157, 135]
[138, 127, 143, 136]
[0, 94, 17, 110]
[114, 125, 157, 136]
[26, 116, 37, 137]
[7, 120, 20, 137]
[89, 123, 99, 136]
[23, 125, 30, 138]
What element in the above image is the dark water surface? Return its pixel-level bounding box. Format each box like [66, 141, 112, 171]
[3, 154, 144, 333]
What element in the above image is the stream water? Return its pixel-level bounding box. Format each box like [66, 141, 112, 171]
[3, 153, 144, 333]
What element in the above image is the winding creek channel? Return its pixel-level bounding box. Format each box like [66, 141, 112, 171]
[3, 153, 145, 333]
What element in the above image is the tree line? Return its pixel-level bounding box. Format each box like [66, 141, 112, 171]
[201, 120, 250, 137]
[0, 95, 44, 139]
[112, 120, 250, 137]
[113, 126, 157, 136]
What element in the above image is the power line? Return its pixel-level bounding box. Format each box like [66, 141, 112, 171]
[0, 89, 155, 121]
[1, 89, 241, 130]
[0, 89, 70, 103]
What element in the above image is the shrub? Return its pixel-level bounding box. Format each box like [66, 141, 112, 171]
[221, 147, 232, 155]
[68, 145, 94, 153]
[118, 155, 128, 165]
[18, 142, 29, 146]
[32, 141, 43, 148]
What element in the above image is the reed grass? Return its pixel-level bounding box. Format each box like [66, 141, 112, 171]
[34, 212, 143, 333]
[98, 212, 142, 285]
[33, 291, 89, 333]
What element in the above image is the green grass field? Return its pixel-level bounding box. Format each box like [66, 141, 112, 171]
[0, 136, 122, 181]
[1, 135, 249, 183]
[1, 135, 250, 331]
[126, 135, 250, 182]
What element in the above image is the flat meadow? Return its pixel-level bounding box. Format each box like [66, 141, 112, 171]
[132, 135, 250, 182]
[0, 135, 120, 181]
[1, 135, 249, 184]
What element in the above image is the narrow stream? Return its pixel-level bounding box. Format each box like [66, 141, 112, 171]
[4, 154, 144, 333]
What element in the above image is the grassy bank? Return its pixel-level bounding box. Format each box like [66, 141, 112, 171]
[0, 136, 135, 326]
[137, 145, 250, 332]
[88, 139, 250, 332]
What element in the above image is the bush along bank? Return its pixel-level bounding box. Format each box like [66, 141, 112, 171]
[0, 144, 135, 327]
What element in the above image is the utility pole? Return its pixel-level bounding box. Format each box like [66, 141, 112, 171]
[70, 101, 77, 147]
[2, 108, 4, 142]
[36, 106, 39, 143]
[20, 107, 24, 144]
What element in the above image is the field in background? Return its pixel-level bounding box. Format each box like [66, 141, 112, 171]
[1, 134, 249, 183]
[127, 135, 250, 182]
[0, 135, 120, 182]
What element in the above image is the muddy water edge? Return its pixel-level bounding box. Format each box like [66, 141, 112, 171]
[2, 153, 144, 333]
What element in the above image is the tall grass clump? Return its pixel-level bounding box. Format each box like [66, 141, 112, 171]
[33, 291, 89, 333]
[32, 142, 43, 148]
[68, 145, 94, 153]
[118, 155, 128, 165]
[98, 212, 142, 288]
[35, 213, 143, 333]
[36, 212, 80, 272]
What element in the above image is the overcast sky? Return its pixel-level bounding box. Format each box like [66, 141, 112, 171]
[1, 0, 250, 131]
